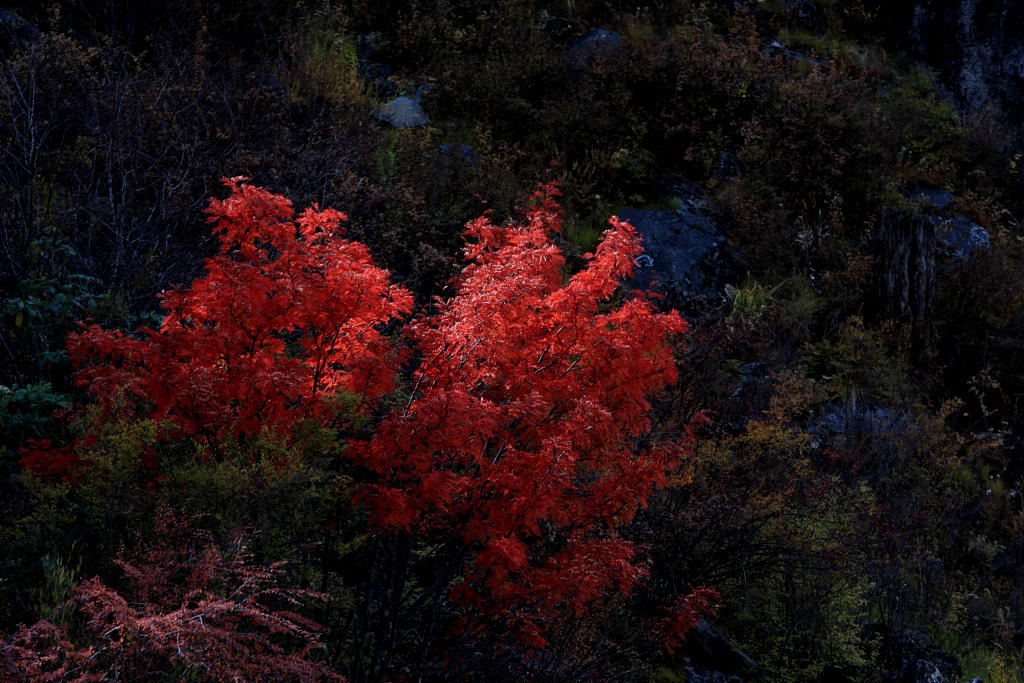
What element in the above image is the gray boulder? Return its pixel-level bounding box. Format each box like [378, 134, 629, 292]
[894, 630, 961, 683]
[566, 28, 622, 68]
[374, 96, 429, 128]
[898, 659, 957, 683]
[908, 188, 956, 211]
[619, 189, 727, 303]
[862, 624, 962, 683]
[806, 396, 915, 454]
[813, 401, 909, 441]
[903, 187, 991, 261]
[933, 214, 990, 261]
[684, 619, 761, 680]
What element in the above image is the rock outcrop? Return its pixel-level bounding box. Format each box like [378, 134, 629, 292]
[679, 619, 762, 682]
[934, 214, 990, 261]
[374, 95, 430, 128]
[565, 28, 622, 69]
[863, 624, 963, 683]
[908, 188, 991, 262]
[619, 186, 731, 308]
[905, 0, 1024, 127]
[873, 207, 937, 351]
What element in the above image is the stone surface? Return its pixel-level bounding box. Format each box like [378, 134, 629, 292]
[874, 207, 937, 347]
[862, 624, 963, 683]
[684, 619, 761, 680]
[565, 28, 622, 68]
[811, 401, 909, 443]
[895, 629, 962, 683]
[908, 188, 956, 211]
[902, 188, 990, 262]
[879, 1, 1024, 147]
[933, 214, 990, 261]
[374, 96, 430, 128]
[619, 188, 727, 303]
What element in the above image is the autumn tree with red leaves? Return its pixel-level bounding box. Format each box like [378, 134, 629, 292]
[353, 184, 702, 650]
[15, 179, 716, 680]
[64, 177, 413, 447]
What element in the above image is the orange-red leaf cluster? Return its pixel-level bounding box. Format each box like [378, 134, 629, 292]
[22, 179, 714, 649]
[354, 185, 689, 638]
[65, 177, 412, 443]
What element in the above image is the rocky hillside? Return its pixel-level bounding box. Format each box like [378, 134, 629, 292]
[1, 2, 1022, 681]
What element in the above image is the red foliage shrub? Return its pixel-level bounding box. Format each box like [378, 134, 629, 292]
[21, 179, 716, 657]
[354, 183, 703, 645]
[65, 177, 413, 444]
